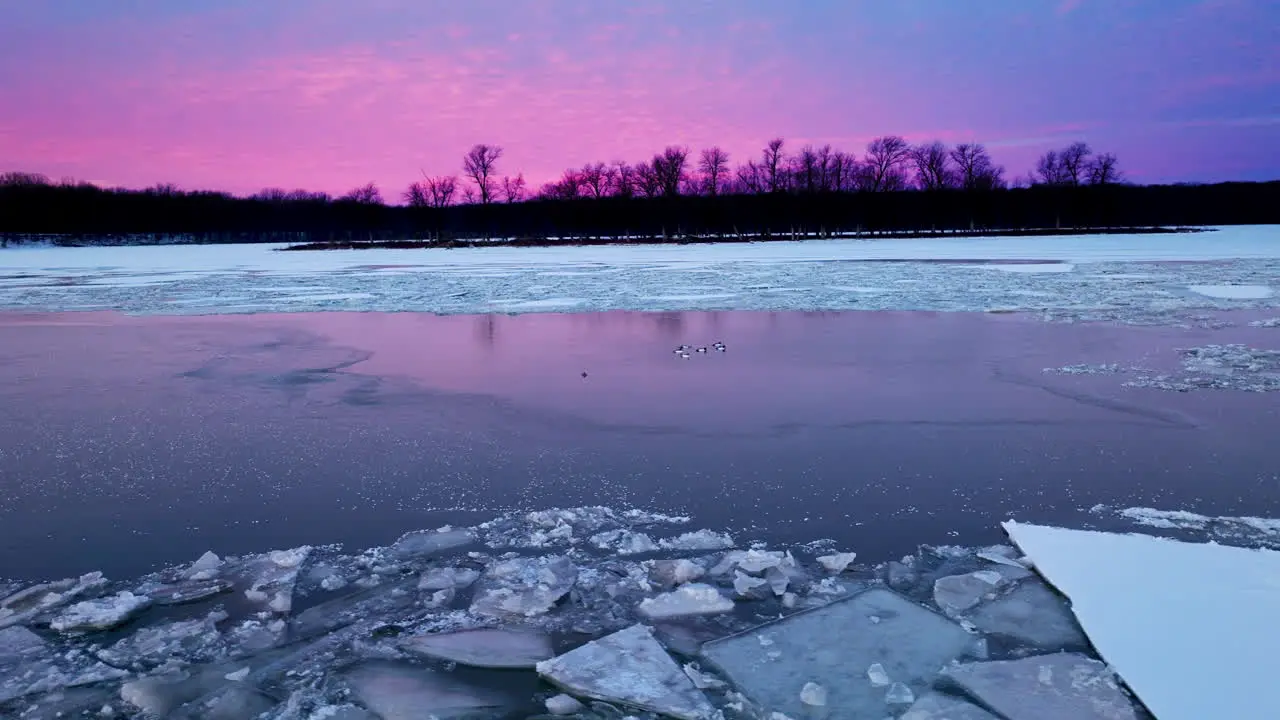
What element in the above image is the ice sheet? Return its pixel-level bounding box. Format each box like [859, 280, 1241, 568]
[1003, 521, 1280, 720]
[3, 228, 1280, 322]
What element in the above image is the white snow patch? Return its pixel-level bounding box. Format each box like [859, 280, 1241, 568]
[1188, 284, 1273, 299]
[637, 583, 733, 620]
[1004, 520, 1280, 720]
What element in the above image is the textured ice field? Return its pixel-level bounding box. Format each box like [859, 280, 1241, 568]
[2, 226, 1279, 323]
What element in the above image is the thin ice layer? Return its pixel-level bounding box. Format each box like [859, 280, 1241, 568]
[1004, 521, 1280, 720]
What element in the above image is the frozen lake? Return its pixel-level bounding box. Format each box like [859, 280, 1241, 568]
[2, 309, 1279, 581]
[2, 226, 1280, 322]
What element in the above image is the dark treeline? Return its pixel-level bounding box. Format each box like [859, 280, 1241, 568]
[2, 137, 1278, 247]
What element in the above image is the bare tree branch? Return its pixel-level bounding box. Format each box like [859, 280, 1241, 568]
[698, 147, 730, 196]
[462, 144, 503, 204]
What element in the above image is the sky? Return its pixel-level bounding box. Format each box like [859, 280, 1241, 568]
[1, 0, 1277, 199]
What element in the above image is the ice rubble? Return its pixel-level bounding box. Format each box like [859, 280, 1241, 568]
[0, 506, 1159, 720]
[1045, 343, 1280, 392]
[1005, 520, 1280, 720]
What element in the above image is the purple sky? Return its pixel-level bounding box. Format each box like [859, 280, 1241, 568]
[1, 0, 1276, 198]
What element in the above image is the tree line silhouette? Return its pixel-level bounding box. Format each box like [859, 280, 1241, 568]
[1, 136, 1277, 247]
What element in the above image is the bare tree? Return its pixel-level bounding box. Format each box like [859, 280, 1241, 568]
[1059, 142, 1092, 186]
[462, 144, 503, 204]
[864, 135, 911, 191]
[501, 174, 527, 203]
[341, 183, 382, 204]
[461, 186, 478, 204]
[1087, 152, 1121, 185]
[698, 147, 730, 196]
[909, 141, 954, 190]
[652, 146, 690, 197]
[1036, 150, 1064, 185]
[403, 182, 429, 207]
[790, 145, 822, 193]
[578, 163, 611, 198]
[608, 161, 635, 198]
[735, 160, 764, 194]
[633, 162, 662, 199]
[950, 143, 1004, 191]
[422, 175, 457, 207]
[762, 138, 786, 193]
[0, 171, 51, 187]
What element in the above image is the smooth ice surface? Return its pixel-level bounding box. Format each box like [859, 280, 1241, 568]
[901, 692, 1000, 720]
[967, 582, 1088, 650]
[1005, 521, 1280, 720]
[0, 626, 45, 660]
[701, 587, 973, 719]
[399, 628, 554, 668]
[941, 653, 1137, 720]
[637, 583, 734, 620]
[933, 572, 1002, 617]
[537, 624, 716, 720]
[341, 662, 519, 720]
[1188, 284, 1274, 299]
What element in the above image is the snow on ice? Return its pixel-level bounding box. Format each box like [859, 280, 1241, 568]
[4, 228, 1280, 323]
[1005, 520, 1280, 720]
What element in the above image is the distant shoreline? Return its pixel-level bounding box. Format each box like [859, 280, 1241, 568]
[279, 225, 1210, 252]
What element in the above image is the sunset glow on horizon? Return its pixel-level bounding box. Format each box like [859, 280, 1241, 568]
[2, 0, 1277, 199]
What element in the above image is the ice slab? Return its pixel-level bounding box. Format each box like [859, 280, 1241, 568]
[967, 581, 1088, 651]
[941, 653, 1137, 720]
[816, 552, 857, 573]
[418, 567, 481, 591]
[470, 556, 578, 619]
[389, 528, 477, 560]
[901, 692, 1000, 720]
[144, 578, 234, 605]
[646, 559, 706, 589]
[0, 626, 46, 660]
[637, 583, 734, 620]
[341, 661, 522, 720]
[1004, 521, 1280, 720]
[0, 573, 106, 629]
[545, 693, 585, 715]
[536, 624, 716, 720]
[933, 571, 1002, 617]
[399, 628, 554, 669]
[701, 587, 973, 719]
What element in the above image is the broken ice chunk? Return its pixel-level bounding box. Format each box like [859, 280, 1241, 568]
[536, 624, 716, 720]
[638, 583, 734, 620]
[470, 556, 578, 619]
[0, 573, 106, 630]
[901, 692, 999, 720]
[342, 661, 525, 720]
[683, 663, 726, 690]
[145, 578, 233, 606]
[399, 628, 554, 669]
[885, 682, 915, 705]
[417, 567, 481, 592]
[940, 653, 1138, 720]
[646, 559, 706, 589]
[658, 530, 735, 552]
[867, 662, 890, 687]
[546, 693, 585, 715]
[732, 570, 769, 597]
[224, 666, 250, 681]
[799, 682, 827, 707]
[764, 566, 790, 596]
[50, 591, 151, 632]
[702, 588, 971, 719]
[967, 582, 1088, 651]
[0, 625, 47, 661]
[388, 528, 476, 560]
[816, 552, 857, 574]
[781, 592, 798, 609]
[187, 550, 223, 577]
[591, 529, 661, 555]
[933, 571, 1002, 617]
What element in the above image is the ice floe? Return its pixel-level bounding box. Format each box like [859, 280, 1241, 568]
[537, 624, 716, 720]
[399, 628, 554, 669]
[1005, 520, 1280, 720]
